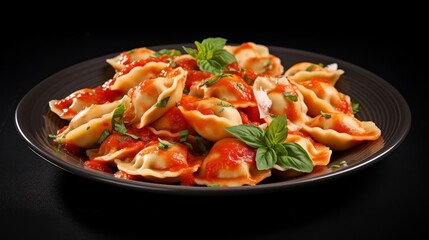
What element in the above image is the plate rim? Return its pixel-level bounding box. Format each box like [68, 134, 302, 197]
[14, 44, 412, 196]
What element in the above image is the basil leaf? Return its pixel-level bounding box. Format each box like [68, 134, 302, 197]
[225, 124, 266, 148]
[195, 136, 208, 155]
[158, 138, 174, 150]
[179, 129, 189, 142]
[112, 104, 125, 128]
[97, 129, 111, 144]
[201, 37, 227, 50]
[264, 114, 287, 147]
[320, 111, 331, 119]
[256, 147, 277, 170]
[113, 121, 127, 135]
[283, 92, 298, 102]
[195, 41, 206, 58]
[155, 97, 170, 108]
[183, 37, 237, 74]
[352, 99, 361, 114]
[211, 49, 236, 66]
[183, 47, 197, 58]
[198, 59, 223, 74]
[154, 49, 181, 57]
[277, 142, 313, 172]
[306, 64, 315, 71]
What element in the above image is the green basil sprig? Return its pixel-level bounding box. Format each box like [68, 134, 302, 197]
[225, 115, 313, 172]
[183, 37, 237, 74]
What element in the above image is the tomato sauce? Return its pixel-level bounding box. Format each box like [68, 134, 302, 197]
[54, 85, 123, 111]
[84, 160, 114, 174]
[204, 140, 256, 180]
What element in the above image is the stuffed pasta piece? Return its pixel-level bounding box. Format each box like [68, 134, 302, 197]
[54, 99, 123, 149]
[123, 67, 187, 128]
[225, 42, 284, 76]
[178, 96, 243, 142]
[49, 79, 123, 120]
[294, 78, 353, 117]
[115, 140, 201, 185]
[302, 112, 381, 151]
[106, 47, 156, 72]
[253, 75, 309, 130]
[189, 73, 257, 109]
[194, 138, 271, 187]
[285, 62, 344, 85]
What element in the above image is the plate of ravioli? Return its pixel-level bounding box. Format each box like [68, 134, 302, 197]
[15, 37, 411, 195]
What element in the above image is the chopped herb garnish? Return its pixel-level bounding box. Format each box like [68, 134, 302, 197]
[127, 49, 135, 54]
[262, 59, 273, 73]
[305, 64, 315, 71]
[329, 160, 348, 169]
[183, 142, 194, 151]
[262, 59, 271, 67]
[226, 114, 313, 172]
[235, 82, 244, 91]
[183, 37, 237, 74]
[243, 75, 254, 85]
[217, 100, 235, 108]
[179, 129, 189, 142]
[86, 126, 90, 130]
[320, 111, 332, 119]
[111, 103, 140, 140]
[153, 49, 181, 57]
[168, 58, 176, 67]
[97, 129, 111, 144]
[208, 184, 220, 187]
[155, 97, 170, 108]
[199, 73, 232, 87]
[48, 134, 56, 139]
[158, 138, 174, 150]
[56, 139, 62, 153]
[283, 92, 298, 102]
[318, 63, 325, 67]
[195, 136, 208, 155]
[352, 100, 361, 114]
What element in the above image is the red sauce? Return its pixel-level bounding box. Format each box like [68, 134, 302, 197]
[241, 106, 265, 124]
[62, 143, 82, 155]
[114, 170, 141, 180]
[84, 160, 114, 174]
[302, 78, 329, 97]
[163, 106, 190, 133]
[284, 103, 299, 122]
[204, 139, 256, 180]
[212, 75, 256, 104]
[332, 116, 352, 134]
[239, 109, 251, 124]
[179, 94, 199, 109]
[166, 149, 188, 172]
[180, 170, 196, 186]
[97, 127, 156, 159]
[233, 42, 254, 54]
[184, 70, 212, 90]
[53, 85, 123, 110]
[118, 52, 132, 66]
[179, 95, 216, 115]
[336, 98, 352, 114]
[175, 58, 198, 70]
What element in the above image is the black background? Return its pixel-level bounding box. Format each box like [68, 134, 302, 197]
[1, 26, 426, 239]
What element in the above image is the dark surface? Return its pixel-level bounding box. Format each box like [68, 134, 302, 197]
[1, 31, 425, 239]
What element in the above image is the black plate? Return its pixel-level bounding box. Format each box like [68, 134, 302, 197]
[15, 44, 411, 195]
